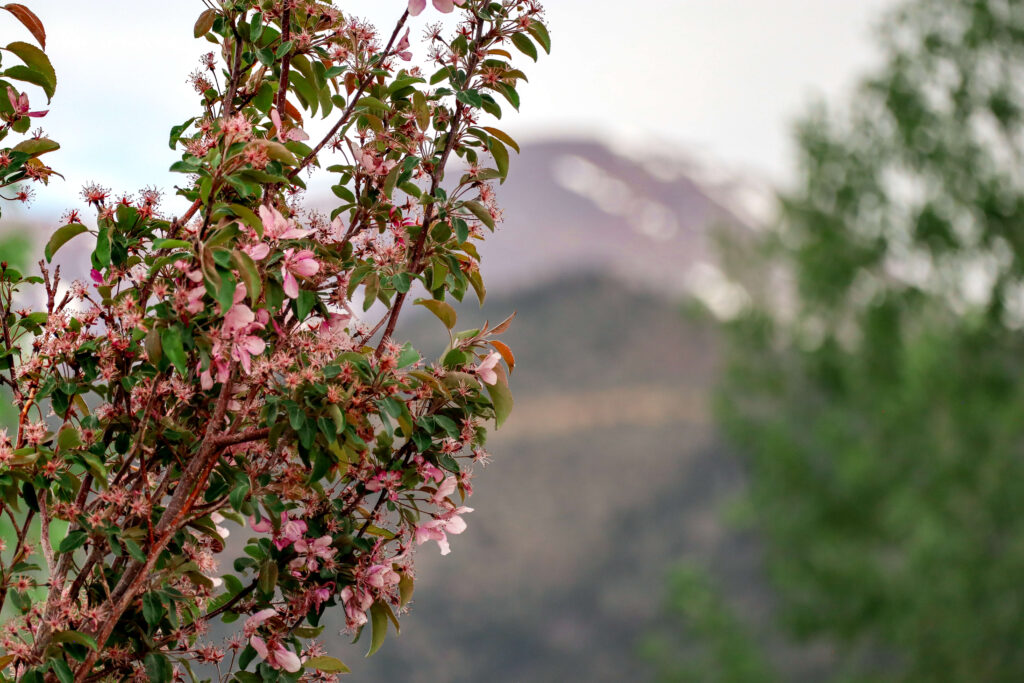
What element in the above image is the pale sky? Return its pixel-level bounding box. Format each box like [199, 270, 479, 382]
[18, 0, 897, 217]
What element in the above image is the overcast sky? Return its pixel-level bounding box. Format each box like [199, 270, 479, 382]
[19, 0, 896, 217]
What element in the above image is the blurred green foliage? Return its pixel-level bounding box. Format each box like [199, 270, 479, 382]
[641, 564, 777, 683]
[0, 231, 28, 430]
[659, 0, 1024, 681]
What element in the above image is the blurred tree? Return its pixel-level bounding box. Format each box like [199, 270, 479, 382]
[641, 564, 778, 683]
[659, 0, 1024, 681]
[0, 233, 28, 430]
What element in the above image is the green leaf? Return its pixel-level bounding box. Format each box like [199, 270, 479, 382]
[462, 200, 495, 230]
[168, 117, 195, 149]
[305, 656, 351, 674]
[160, 327, 188, 376]
[511, 33, 538, 62]
[152, 238, 191, 251]
[5, 41, 53, 93]
[367, 601, 389, 657]
[123, 538, 146, 563]
[456, 89, 484, 109]
[229, 481, 250, 512]
[485, 367, 514, 428]
[51, 631, 98, 651]
[12, 136, 58, 157]
[413, 90, 430, 131]
[49, 659, 73, 683]
[488, 136, 509, 182]
[4, 65, 52, 101]
[144, 653, 172, 683]
[229, 203, 264, 238]
[258, 558, 278, 595]
[231, 249, 262, 304]
[44, 223, 88, 262]
[399, 572, 415, 607]
[527, 22, 551, 54]
[57, 530, 87, 554]
[415, 298, 457, 329]
[56, 424, 80, 451]
[194, 8, 217, 38]
[355, 96, 389, 115]
[143, 592, 166, 627]
[393, 272, 411, 293]
[482, 126, 520, 154]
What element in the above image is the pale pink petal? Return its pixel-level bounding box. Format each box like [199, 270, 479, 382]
[244, 243, 270, 260]
[246, 608, 277, 631]
[433, 0, 455, 11]
[408, 0, 426, 15]
[432, 475, 458, 504]
[280, 226, 311, 239]
[223, 304, 255, 335]
[240, 336, 266, 356]
[275, 646, 302, 673]
[291, 258, 319, 278]
[282, 270, 299, 299]
[250, 636, 269, 660]
[445, 515, 468, 535]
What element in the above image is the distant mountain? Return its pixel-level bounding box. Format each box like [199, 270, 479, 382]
[474, 139, 758, 296]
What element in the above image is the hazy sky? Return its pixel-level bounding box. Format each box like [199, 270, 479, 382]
[20, 0, 896, 216]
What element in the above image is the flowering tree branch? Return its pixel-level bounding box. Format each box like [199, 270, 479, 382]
[0, 0, 549, 681]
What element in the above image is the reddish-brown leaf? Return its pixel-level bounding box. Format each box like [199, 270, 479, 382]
[283, 98, 304, 125]
[489, 340, 516, 373]
[3, 4, 45, 49]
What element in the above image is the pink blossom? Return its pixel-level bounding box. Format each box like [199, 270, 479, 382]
[408, 0, 466, 16]
[279, 514, 308, 550]
[328, 215, 346, 242]
[415, 506, 473, 556]
[291, 534, 336, 573]
[250, 512, 308, 550]
[431, 475, 458, 505]
[474, 351, 501, 385]
[244, 608, 277, 635]
[199, 340, 230, 390]
[309, 583, 334, 611]
[258, 204, 310, 241]
[340, 585, 373, 628]
[249, 515, 273, 533]
[7, 87, 46, 118]
[270, 108, 309, 142]
[222, 303, 266, 373]
[364, 564, 401, 590]
[281, 248, 320, 299]
[250, 636, 302, 673]
[358, 149, 398, 176]
[396, 28, 412, 61]
[242, 241, 270, 261]
[186, 285, 206, 314]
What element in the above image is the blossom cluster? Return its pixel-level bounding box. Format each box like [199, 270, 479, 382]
[0, 1, 548, 681]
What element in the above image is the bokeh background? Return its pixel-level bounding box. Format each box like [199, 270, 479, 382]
[12, 0, 1024, 681]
